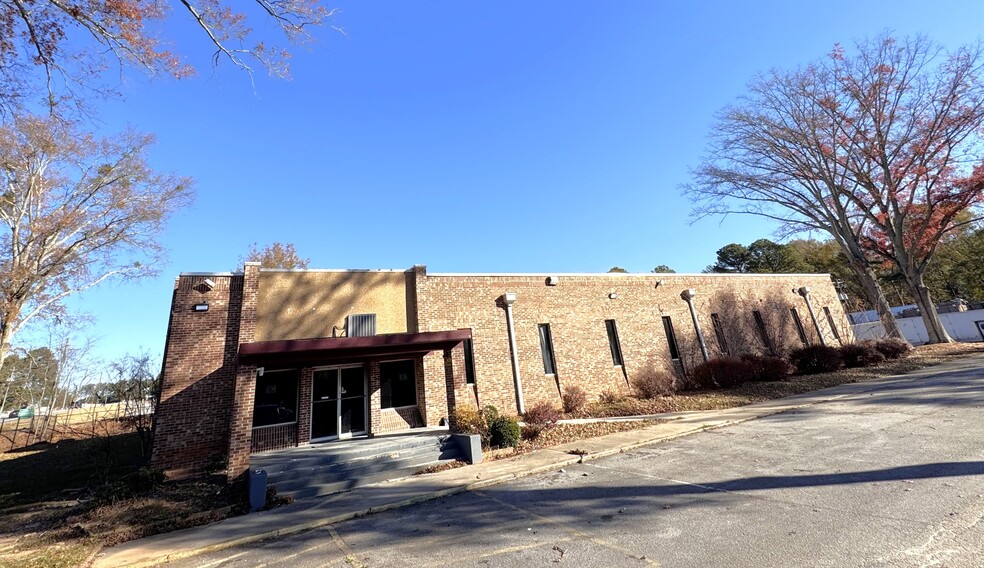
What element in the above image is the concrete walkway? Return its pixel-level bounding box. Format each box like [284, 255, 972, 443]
[91, 355, 984, 568]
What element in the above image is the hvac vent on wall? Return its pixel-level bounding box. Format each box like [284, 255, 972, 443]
[347, 313, 377, 337]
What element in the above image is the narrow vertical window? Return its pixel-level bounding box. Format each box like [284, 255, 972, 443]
[823, 307, 841, 340]
[790, 308, 809, 345]
[753, 310, 776, 355]
[605, 320, 624, 366]
[662, 316, 680, 360]
[538, 324, 557, 375]
[463, 338, 476, 385]
[710, 313, 730, 356]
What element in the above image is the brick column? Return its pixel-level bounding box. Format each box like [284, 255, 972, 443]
[226, 364, 256, 483]
[443, 344, 469, 417]
[367, 361, 381, 436]
[226, 262, 260, 484]
[421, 351, 449, 426]
[297, 367, 313, 445]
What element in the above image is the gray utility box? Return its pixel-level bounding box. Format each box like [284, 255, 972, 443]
[248, 469, 268, 512]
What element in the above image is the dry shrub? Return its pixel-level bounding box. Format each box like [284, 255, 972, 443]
[522, 402, 562, 440]
[598, 389, 625, 404]
[561, 385, 588, 414]
[693, 357, 757, 389]
[839, 342, 886, 368]
[788, 345, 843, 374]
[742, 354, 793, 382]
[872, 337, 913, 359]
[631, 366, 675, 398]
[450, 406, 488, 444]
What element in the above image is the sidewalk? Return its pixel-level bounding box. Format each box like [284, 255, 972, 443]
[92, 355, 984, 568]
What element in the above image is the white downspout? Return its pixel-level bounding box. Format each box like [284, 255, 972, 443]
[502, 292, 525, 414]
[798, 286, 826, 346]
[681, 288, 710, 363]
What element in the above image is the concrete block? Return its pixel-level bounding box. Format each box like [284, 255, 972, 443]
[451, 433, 482, 464]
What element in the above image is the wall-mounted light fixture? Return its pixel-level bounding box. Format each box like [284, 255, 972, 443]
[202, 278, 216, 291]
[257, 367, 265, 377]
[608, 292, 618, 299]
[193, 302, 209, 312]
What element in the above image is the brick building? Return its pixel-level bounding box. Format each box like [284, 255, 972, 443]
[151, 264, 852, 481]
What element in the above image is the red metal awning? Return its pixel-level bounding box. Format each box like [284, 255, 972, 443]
[238, 329, 472, 366]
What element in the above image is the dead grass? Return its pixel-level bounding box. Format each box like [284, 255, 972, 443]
[518, 420, 664, 452]
[413, 460, 469, 475]
[0, 421, 244, 568]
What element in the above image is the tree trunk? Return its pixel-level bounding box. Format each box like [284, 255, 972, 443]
[907, 272, 954, 344]
[848, 256, 906, 341]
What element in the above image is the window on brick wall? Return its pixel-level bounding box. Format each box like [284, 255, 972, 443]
[790, 308, 809, 345]
[752, 310, 776, 355]
[463, 339, 477, 385]
[252, 369, 299, 428]
[662, 316, 680, 360]
[380, 360, 417, 408]
[710, 313, 730, 356]
[538, 324, 557, 375]
[823, 307, 841, 341]
[605, 320, 624, 366]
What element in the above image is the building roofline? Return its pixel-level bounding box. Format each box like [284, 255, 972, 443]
[179, 271, 241, 277]
[426, 272, 833, 278]
[257, 268, 411, 273]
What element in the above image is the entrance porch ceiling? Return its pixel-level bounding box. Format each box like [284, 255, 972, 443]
[238, 329, 471, 366]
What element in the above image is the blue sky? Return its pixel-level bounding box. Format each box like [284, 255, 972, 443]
[52, 1, 984, 365]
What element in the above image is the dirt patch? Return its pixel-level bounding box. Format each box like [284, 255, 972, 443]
[413, 460, 469, 475]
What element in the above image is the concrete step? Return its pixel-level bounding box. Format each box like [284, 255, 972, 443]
[256, 433, 466, 500]
[274, 457, 462, 500]
[265, 442, 461, 484]
[253, 434, 452, 470]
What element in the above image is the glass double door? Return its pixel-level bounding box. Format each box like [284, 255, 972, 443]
[311, 366, 367, 441]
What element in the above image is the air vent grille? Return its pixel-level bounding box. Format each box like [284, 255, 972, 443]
[348, 314, 377, 337]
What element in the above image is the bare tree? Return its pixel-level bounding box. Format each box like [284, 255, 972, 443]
[243, 242, 310, 269]
[0, 0, 339, 115]
[686, 34, 984, 344]
[0, 114, 193, 373]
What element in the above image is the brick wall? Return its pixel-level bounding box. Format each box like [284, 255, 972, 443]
[414, 271, 852, 417]
[151, 273, 246, 478]
[225, 263, 260, 483]
[153, 264, 853, 478]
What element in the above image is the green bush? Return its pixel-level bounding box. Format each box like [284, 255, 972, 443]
[872, 337, 912, 359]
[788, 345, 843, 374]
[693, 357, 757, 389]
[742, 354, 792, 382]
[839, 342, 886, 368]
[561, 385, 588, 414]
[489, 414, 521, 449]
[453, 405, 520, 449]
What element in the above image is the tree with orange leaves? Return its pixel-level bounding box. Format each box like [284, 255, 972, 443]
[688, 34, 984, 343]
[0, 0, 336, 115]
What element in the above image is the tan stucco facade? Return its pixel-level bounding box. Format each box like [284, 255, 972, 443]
[254, 270, 412, 341]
